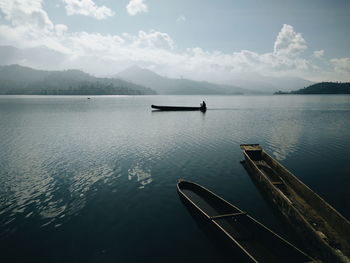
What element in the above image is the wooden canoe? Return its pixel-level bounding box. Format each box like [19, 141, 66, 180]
[240, 144, 350, 263]
[177, 180, 316, 263]
[151, 104, 206, 111]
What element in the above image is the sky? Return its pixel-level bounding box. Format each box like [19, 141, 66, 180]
[0, 0, 349, 84]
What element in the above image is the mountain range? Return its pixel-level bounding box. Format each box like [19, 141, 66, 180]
[0, 45, 315, 95]
[0, 63, 319, 96]
[0, 65, 155, 95]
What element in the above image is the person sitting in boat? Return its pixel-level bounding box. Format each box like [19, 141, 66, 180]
[200, 101, 206, 109]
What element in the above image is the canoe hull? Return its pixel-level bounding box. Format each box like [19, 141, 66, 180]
[177, 180, 315, 263]
[177, 190, 255, 262]
[151, 104, 206, 111]
[240, 144, 350, 263]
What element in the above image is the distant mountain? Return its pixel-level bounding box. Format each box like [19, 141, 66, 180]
[114, 66, 253, 95]
[0, 65, 156, 95]
[0, 45, 314, 94]
[230, 75, 314, 93]
[275, 82, 350, 94]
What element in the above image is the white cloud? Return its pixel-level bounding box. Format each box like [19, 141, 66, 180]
[313, 50, 324, 58]
[63, 0, 115, 20]
[126, 0, 148, 16]
[0, 3, 349, 85]
[68, 32, 125, 55]
[331, 58, 350, 73]
[176, 15, 186, 22]
[133, 30, 174, 50]
[274, 24, 307, 57]
[55, 24, 68, 36]
[0, 0, 70, 53]
[0, 0, 53, 30]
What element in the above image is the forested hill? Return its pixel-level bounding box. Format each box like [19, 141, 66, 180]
[275, 82, 350, 94]
[0, 65, 156, 95]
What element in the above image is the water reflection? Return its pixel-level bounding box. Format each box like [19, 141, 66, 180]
[266, 114, 302, 161]
[0, 147, 117, 231]
[128, 163, 153, 189]
[66, 163, 115, 215]
[267, 125, 301, 161]
[0, 95, 349, 263]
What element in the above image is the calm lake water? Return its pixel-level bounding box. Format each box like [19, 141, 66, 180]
[0, 95, 349, 262]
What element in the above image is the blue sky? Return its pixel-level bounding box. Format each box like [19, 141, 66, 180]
[0, 0, 349, 83]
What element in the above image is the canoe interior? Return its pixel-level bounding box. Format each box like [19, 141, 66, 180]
[178, 181, 314, 263]
[241, 144, 350, 262]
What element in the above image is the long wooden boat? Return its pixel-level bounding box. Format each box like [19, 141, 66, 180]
[177, 180, 316, 263]
[151, 104, 206, 111]
[240, 144, 350, 263]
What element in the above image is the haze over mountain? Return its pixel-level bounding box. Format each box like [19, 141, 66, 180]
[114, 66, 254, 95]
[0, 46, 66, 70]
[0, 65, 155, 95]
[231, 75, 314, 93]
[115, 66, 314, 94]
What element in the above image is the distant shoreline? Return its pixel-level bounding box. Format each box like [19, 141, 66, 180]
[274, 82, 350, 95]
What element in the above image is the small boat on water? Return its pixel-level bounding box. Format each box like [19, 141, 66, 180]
[240, 144, 350, 263]
[177, 180, 316, 263]
[151, 104, 206, 112]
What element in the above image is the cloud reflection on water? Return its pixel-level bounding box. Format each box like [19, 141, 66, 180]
[0, 147, 117, 231]
[266, 112, 302, 161]
[128, 163, 153, 189]
[268, 125, 301, 161]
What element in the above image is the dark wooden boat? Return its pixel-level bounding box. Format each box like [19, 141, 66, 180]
[240, 144, 350, 263]
[177, 180, 316, 263]
[151, 104, 206, 111]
